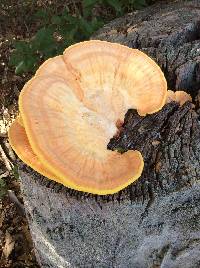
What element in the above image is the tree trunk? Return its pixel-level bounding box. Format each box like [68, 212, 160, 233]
[19, 1, 200, 267]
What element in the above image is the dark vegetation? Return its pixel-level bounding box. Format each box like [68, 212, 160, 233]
[8, 0, 156, 74]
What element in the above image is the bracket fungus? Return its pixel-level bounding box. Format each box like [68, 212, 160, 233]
[166, 90, 192, 106]
[9, 40, 169, 195]
[9, 117, 61, 183]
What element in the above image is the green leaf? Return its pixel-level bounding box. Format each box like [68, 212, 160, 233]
[61, 9, 77, 23]
[56, 43, 69, 55]
[91, 17, 104, 31]
[51, 15, 62, 25]
[9, 51, 24, 66]
[15, 61, 27, 74]
[33, 27, 54, 51]
[43, 45, 57, 59]
[15, 54, 38, 74]
[132, 0, 147, 9]
[9, 40, 38, 73]
[34, 9, 48, 19]
[78, 17, 98, 38]
[83, 0, 99, 17]
[13, 40, 30, 53]
[104, 0, 123, 14]
[12, 165, 19, 180]
[25, 55, 39, 69]
[83, 0, 99, 8]
[61, 8, 70, 17]
[60, 25, 78, 44]
[35, 9, 52, 23]
[34, 9, 51, 25]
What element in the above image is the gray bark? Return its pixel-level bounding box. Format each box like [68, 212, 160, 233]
[19, 1, 200, 267]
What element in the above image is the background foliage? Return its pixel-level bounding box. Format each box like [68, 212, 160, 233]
[9, 0, 148, 74]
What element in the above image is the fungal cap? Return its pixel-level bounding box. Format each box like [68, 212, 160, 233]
[10, 40, 168, 195]
[166, 90, 192, 105]
[8, 119, 61, 183]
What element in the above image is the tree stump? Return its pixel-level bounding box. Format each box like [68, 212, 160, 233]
[19, 1, 200, 267]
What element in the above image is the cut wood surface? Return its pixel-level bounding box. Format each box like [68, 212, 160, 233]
[19, 1, 200, 267]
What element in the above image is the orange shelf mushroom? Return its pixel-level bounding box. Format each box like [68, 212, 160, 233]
[9, 118, 62, 183]
[9, 40, 168, 195]
[166, 90, 192, 106]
